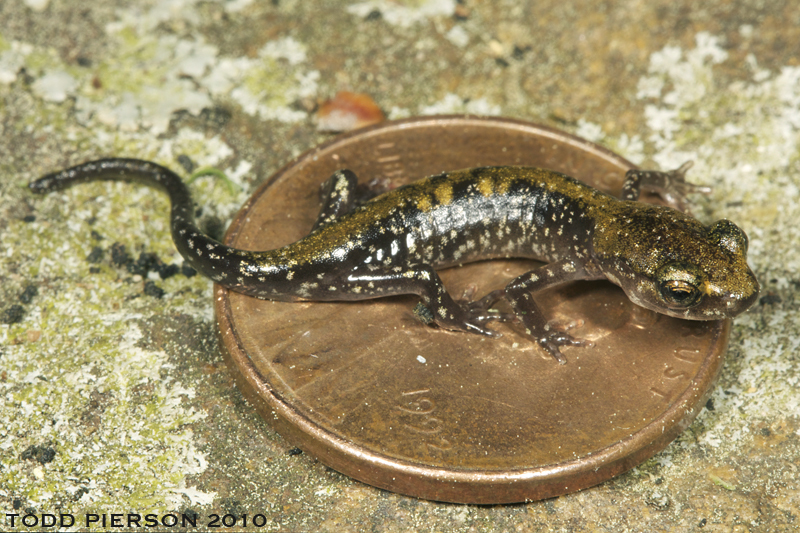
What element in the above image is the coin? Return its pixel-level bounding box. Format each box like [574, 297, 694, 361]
[214, 116, 729, 504]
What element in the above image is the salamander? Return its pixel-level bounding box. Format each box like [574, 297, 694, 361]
[30, 158, 760, 364]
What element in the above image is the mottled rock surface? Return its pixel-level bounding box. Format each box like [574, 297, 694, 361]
[1, 0, 798, 531]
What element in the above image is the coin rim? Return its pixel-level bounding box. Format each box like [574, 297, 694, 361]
[214, 115, 730, 503]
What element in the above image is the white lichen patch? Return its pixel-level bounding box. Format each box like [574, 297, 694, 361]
[224, 38, 320, 123]
[574, 118, 605, 144]
[62, 31, 218, 133]
[110, 0, 257, 34]
[347, 0, 456, 28]
[105, 4, 319, 128]
[635, 31, 800, 275]
[10, 0, 319, 135]
[696, 307, 800, 452]
[573, 118, 647, 165]
[0, 38, 33, 84]
[23, 0, 50, 11]
[445, 25, 470, 48]
[418, 92, 501, 116]
[387, 106, 412, 120]
[625, 32, 800, 458]
[32, 69, 79, 103]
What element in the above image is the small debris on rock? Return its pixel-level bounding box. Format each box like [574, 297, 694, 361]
[158, 263, 181, 279]
[20, 444, 57, 464]
[19, 285, 38, 304]
[1, 304, 25, 325]
[110, 242, 131, 267]
[143, 280, 165, 299]
[86, 246, 104, 264]
[316, 91, 385, 132]
[177, 154, 196, 173]
[181, 263, 197, 278]
[128, 251, 161, 277]
[454, 2, 470, 20]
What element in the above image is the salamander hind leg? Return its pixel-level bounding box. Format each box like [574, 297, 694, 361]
[459, 288, 515, 324]
[312, 169, 393, 232]
[414, 287, 513, 334]
[504, 259, 598, 364]
[342, 265, 502, 337]
[312, 169, 359, 232]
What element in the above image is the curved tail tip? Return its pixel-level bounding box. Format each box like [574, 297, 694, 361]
[29, 179, 46, 194]
[29, 174, 57, 194]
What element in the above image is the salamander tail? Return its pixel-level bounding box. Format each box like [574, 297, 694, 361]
[30, 158, 275, 296]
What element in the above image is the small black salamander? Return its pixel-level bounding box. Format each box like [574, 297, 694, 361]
[31, 158, 759, 364]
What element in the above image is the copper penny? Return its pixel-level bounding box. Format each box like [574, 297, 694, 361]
[214, 116, 729, 504]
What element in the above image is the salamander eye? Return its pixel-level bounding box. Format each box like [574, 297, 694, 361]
[659, 279, 701, 307]
[656, 261, 703, 308]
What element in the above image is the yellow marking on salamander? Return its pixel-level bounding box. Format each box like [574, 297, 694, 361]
[435, 182, 453, 206]
[477, 176, 494, 197]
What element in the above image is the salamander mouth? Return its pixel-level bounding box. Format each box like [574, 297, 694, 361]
[670, 307, 723, 320]
[724, 285, 760, 317]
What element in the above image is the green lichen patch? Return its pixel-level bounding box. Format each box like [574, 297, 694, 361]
[1, 304, 213, 514]
[0, 36, 251, 520]
[2, 4, 304, 515]
[1, 180, 220, 515]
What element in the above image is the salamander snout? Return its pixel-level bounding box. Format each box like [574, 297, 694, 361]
[704, 219, 759, 317]
[656, 219, 759, 320]
[720, 273, 760, 316]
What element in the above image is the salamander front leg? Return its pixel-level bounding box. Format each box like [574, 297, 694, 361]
[621, 161, 711, 213]
[622, 161, 696, 206]
[504, 259, 601, 364]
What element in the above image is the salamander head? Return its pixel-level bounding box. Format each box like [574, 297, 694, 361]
[593, 207, 760, 320]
